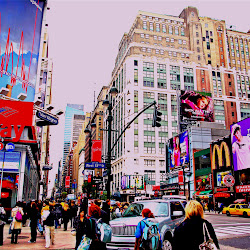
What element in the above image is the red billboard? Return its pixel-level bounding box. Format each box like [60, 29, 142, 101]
[236, 185, 250, 193]
[91, 140, 102, 162]
[178, 170, 184, 185]
[65, 176, 70, 188]
[0, 99, 34, 142]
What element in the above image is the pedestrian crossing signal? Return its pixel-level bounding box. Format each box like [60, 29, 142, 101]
[152, 106, 162, 127]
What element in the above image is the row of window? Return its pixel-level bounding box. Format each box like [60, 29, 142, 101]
[141, 47, 189, 58]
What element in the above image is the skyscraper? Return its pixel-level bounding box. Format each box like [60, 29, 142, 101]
[63, 104, 84, 168]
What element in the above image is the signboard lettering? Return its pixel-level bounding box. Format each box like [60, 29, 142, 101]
[236, 185, 250, 193]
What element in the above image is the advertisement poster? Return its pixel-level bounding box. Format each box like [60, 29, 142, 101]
[0, 151, 21, 172]
[169, 131, 189, 171]
[91, 140, 102, 163]
[0, 0, 45, 101]
[180, 90, 214, 123]
[231, 117, 250, 171]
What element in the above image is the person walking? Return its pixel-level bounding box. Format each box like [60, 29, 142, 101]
[28, 203, 39, 243]
[94, 199, 109, 224]
[0, 203, 6, 246]
[69, 201, 77, 228]
[62, 203, 70, 231]
[43, 205, 55, 248]
[11, 201, 24, 244]
[54, 202, 63, 229]
[73, 208, 90, 250]
[173, 200, 220, 250]
[134, 208, 161, 250]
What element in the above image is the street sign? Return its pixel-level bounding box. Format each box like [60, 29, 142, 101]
[65, 176, 70, 188]
[85, 162, 106, 169]
[103, 170, 107, 177]
[223, 175, 235, 187]
[0, 142, 4, 151]
[36, 110, 58, 125]
[42, 165, 52, 170]
[6, 143, 15, 152]
[92, 176, 103, 184]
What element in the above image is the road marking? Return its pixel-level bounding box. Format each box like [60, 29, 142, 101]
[214, 225, 250, 238]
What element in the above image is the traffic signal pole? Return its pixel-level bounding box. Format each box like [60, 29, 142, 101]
[106, 101, 157, 200]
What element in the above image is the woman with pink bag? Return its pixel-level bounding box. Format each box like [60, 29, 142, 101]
[11, 201, 24, 244]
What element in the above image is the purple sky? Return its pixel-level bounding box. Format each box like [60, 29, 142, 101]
[47, 0, 250, 194]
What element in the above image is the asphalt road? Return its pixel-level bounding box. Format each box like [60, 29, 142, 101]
[204, 211, 250, 250]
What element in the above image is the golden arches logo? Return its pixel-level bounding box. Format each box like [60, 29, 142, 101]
[211, 141, 231, 170]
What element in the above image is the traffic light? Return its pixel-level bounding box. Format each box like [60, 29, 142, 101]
[152, 106, 162, 127]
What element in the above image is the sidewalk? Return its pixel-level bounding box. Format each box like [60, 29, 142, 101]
[2, 224, 75, 249]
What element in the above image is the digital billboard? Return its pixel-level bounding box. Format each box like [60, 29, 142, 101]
[0, 0, 45, 101]
[169, 131, 189, 171]
[211, 136, 232, 170]
[231, 117, 250, 171]
[180, 90, 214, 123]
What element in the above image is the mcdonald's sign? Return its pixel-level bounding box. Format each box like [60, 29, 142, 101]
[211, 136, 232, 170]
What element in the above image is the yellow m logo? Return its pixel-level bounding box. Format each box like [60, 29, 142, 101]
[211, 141, 231, 170]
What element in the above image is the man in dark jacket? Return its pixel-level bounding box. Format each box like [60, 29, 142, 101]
[43, 205, 55, 248]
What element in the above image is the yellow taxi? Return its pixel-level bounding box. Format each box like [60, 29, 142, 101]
[222, 204, 250, 217]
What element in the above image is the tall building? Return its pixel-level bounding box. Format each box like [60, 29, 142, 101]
[62, 104, 84, 191]
[63, 104, 84, 167]
[102, 7, 250, 201]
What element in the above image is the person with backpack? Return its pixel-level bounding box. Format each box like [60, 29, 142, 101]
[11, 201, 24, 244]
[88, 203, 107, 250]
[134, 208, 161, 250]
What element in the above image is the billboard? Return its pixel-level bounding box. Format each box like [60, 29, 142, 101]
[0, 151, 21, 172]
[180, 90, 214, 123]
[121, 175, 144, 190]
[168, 131, 189, 171]
[0, 0, 45, 101]
[211, 136, 232, 170]
[231, 117, 250, 171]
[91, 140, 102, 163]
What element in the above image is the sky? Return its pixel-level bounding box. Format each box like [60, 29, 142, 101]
[46, 0, 250, 195]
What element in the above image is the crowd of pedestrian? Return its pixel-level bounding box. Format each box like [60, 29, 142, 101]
[0, 198, 80, 248]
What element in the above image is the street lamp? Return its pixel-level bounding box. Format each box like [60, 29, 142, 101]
[84, 122, 96, 198]
[102, 87, 118, 200]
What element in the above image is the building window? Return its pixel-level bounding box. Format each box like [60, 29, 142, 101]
[231, 102, 234, 107]
[230, 91, 232, 96]
[171, 38, 174, 43]
[198, 55, 201, 60]
[149, 22, 153, 31]
[143, 21, 147, 30]
[197, 40, 200, 45]
[232, 112, 234, 117]
[175, 26, 179, 35]
[196, 32, 199, 37]
[169, 25, 172, 34]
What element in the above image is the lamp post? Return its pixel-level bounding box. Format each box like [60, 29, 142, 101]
[84, 122, 96, 198]
[102, 87, 118, 200]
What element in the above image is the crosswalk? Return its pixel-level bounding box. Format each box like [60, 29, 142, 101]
[214, 225, 250, 238]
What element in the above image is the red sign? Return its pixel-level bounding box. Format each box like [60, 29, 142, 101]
[0, 180, 15, 190]
[236, 185, 250, 193]
[214, 192, 230, 198]
[178, 170, 184, 185]
[88, 174, 92, 183]
[0, 100, 34, 142]
[0, 142, 4, 151]
[223, 175, 235, 187]
[91, 140, 102, 163]
[0, 192, 9, 198]
[65, 176, 70, 188]
[179, 191, 184, 196]
[15, 175, 19, 185]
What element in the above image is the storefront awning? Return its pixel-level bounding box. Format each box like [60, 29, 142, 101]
[199, 190, 213, 195]
[214, 192, 230, 198]
[193, 190, 212, 196]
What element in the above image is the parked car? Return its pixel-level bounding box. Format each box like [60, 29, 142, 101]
[107, 198, 186, 250]
[222, 203, 250, 217]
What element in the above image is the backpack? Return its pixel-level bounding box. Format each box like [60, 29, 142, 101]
[15, 210, 23, 222]
[90, 218, 112, 243]
[140, 219, 160, 250]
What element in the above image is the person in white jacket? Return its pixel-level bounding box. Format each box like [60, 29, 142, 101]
[11, 201, 24, 244]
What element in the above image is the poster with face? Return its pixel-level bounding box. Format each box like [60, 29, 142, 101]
[169, 131, 189, 171]
[231, 117, 250, 171]
[180, 90, 214, 123]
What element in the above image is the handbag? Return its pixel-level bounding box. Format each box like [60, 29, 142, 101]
[71, 229, 76, 236]
[199, 222, 218, 250]
[9, 222, 12, 234]
[77, 235, 92, 250]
